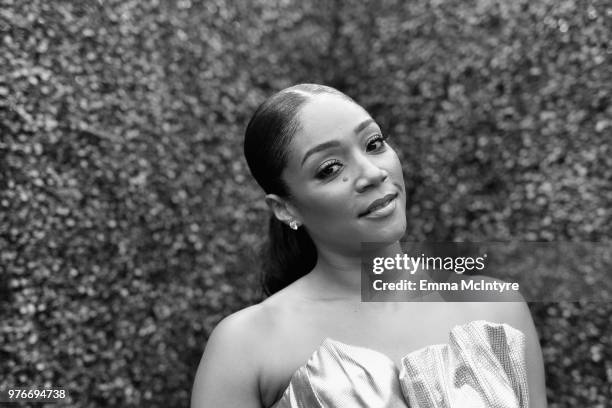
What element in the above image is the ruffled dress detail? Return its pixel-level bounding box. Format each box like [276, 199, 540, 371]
[272, 320, 529, 408]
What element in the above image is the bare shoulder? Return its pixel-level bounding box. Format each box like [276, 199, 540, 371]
[213, 302, 277, 340]
[191, 290, 304, 408]
[191, 304, 277, 408]
[208, 295, 298, 348]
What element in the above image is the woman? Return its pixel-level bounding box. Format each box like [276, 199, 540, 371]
[191, 84, 547, 407]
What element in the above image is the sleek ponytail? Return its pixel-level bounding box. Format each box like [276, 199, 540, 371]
[261, 216, 317, 296]
[243, 84, 352, 296]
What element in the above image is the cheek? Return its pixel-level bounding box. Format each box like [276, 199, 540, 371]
[388, 150, 403, 174]
[298, 185, 354, 222]
[387, 152, 406, 188]
[316, 188, 352, 214]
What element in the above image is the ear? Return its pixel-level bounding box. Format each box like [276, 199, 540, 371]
[264, 194, 301, 226]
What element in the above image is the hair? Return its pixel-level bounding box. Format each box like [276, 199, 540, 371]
[244, 83, 354, 296]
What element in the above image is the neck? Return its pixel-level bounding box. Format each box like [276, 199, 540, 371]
[307, 241, 403, 300]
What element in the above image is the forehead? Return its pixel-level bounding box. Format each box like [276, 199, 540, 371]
[291, 94, 371, 153]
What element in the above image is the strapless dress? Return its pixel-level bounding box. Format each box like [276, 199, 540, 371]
[271, 320, 528, 408]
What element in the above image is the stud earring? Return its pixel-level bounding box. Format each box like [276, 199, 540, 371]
[289, 220, 299, 230]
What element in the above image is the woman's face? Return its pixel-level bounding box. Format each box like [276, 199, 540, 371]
[280, 93, 407, 255]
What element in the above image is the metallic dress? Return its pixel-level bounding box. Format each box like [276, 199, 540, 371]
[271, 320, 529, 408]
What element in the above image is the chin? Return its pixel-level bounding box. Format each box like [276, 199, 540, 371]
[359, 216, 407, 244]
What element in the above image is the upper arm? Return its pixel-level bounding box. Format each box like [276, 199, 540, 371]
[191, 308, 264, 408]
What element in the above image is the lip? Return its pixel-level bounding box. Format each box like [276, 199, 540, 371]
[359, 193, 399, 218]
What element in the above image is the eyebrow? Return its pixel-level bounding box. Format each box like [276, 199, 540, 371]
[300, 118, 376, 167]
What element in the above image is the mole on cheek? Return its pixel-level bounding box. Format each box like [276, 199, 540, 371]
[342, 177, 348, 182]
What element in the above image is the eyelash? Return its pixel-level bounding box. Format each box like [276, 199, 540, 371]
[315, 134, 389, 180]
[366, 134, 388, 152]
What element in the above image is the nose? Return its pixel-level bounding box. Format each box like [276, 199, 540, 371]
[355, 155, 388, 193]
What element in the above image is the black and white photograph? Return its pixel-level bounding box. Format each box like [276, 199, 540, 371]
[1, 1, 611, 407]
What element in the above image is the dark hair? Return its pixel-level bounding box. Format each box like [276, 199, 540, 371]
[244, 84, 353, 296]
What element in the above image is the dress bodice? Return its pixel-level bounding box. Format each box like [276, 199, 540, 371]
[271, 320, 529, 408]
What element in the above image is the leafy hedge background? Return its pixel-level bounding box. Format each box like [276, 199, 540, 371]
[1, 0, 610, 406]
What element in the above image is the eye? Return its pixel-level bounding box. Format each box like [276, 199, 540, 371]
[316, 159, 343, 179]
[366, 134, 388, 152]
